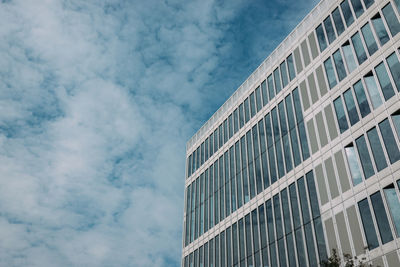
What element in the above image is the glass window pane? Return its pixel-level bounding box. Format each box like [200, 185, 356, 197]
[392, 111, 400, 140]
[383, 185, 400, 236]
[266, 200, 275, 243]
[261, 80, 268, 106]
[355, 135, 375, 179]
[395, 0, 400, 13]
[372, 13, 390, 46]
[370, 191, 394, 244]
[298, 177, 311, 224]
[271, 108, 280, 142]
[280, 61, 289, 88]
[342, 41, 357, 73]
[316, 24, 327, 52]
[278, 238, 287, 267]
[255, 87, 262, 113]
[244, 98, 250, 123]
[298, 122, 310, 160]
[289, 183, 301, 229]
[363, 0, 374, 9]
[273, 68, 282, 94]
[324, 57, 338, 89]
[285, 95, 296, 130]
[245, 214, 252, 257]
[306, 171, 320, 218]
[364, 72, 383, 109]
[334, 97, 349, 133]
[345, 144, 363, 185]
[223, 120, 228, 145]
[292, 88, 304, 123]
[281, 188, 292, 234]
[379, 118, 400, 164]
[375, 62, 395, 100]
[382, 3, 400, 37]
[353, 80, 371, 118]
[304, 222, 318, 267]
[332, 8, 345, 36]
[295, 228, 307, 266]
[250, 92, 256, 118]
[386, 52, 400, 91]
[233, 109, 239, 134]
[267, 74, 275, 100]
[290, 128, 302, 167]
[314, 217, 328, 262]
[258, 205, 267, 248]
[350, 0, 364, 18]
[238, 219, 245, 261]
[358, 198, 379, 249]
[343, 89, 359, 126]
[273, 194, 283, 240]
[333, 49, 347, 81]
[324, 16, 336, 44]
[361, 23, 378, 56]
[341, 0, 355, 27]
[367, 127, 388, 172]
[239, 103, 244, 128]
[287, 54, 296, 80]
[351, 32, 367, 64]
[278, 102, 288, 136]
[286, 233, 296, 267]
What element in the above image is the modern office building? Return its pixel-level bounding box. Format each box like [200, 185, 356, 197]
[182, 0, 400, 266]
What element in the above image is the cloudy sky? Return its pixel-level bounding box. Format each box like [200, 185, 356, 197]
[0, 0, 318, 266]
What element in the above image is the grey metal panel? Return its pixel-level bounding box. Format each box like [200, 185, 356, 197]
[386, 251, 400, 267]
[316, 164, 329, 205]
[324, 157, 340, 199]
[371, 256, 384, 267]
[308, 73, 319, 104]
[324, 104, 339, 140]
[300, 80, 310, 111]
[294, 47, 303, 73]
[316, 65, 328, 97]
[316, 112, 328, 147]
[346, 205, 365, 256]
[325, 217, 338, 252]
[307, 119, 319, 154]
[308, 32, 319, 59]
[335, 211, 352, 256]
[301, 40, 311, 67]
[334, 150, 351, 193]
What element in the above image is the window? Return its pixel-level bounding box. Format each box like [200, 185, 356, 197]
[334, 97, 349, 133]
[298, 177, 311, 224]
[351, 32, 367, 64]
[371, 13, 390, 46]
[392, 111, 400, 140]
[383, 184, 400, 236]
[364, 72, 383, 109]
[355, 135, 375, 179]
[358, 198, 379, 249]
[261, 80, 268, 107]
[280, 61, 289, 88]
[324, 57, 338, 89]
[345, 144, 363, 185]
[363, 0, 374, 9]
[324, 16, 336, 44]
[395, 0, 400, 13]
[342, 41, 357, 73]
[267, 74, 275, 100]
[333, 49, 347, 81]
[353, 80, 371, 118]
[350, 0, 364, 18]
[382, 3, 400, 37]
[367, 127, 388, 172]
[343, 89, 359, 125]
[386, 53, 400, 91]
[306, 171, 320, 219]
[250, 92, 256, 118]
[379, 118, 400, 164]
[233, 109, 239, 134]
[361, 23, 378, 56]
[244, 98, 250, 123]
[341, 0, 355, 27]
[316, 24, 327, 52]
[239, 103, 244, 128]
[287, 54, 296, 80]
[375, 62, 395, 101]
[273, 68, 282, 94]
[332, 8, 345, 36]
[370, 191, 394, 244]
[255, 87, 262, 113]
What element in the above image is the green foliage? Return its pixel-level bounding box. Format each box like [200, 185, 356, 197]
[321, 249, 379, 267]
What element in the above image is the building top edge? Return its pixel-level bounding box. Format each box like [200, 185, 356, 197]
[186, 0, 330, 152]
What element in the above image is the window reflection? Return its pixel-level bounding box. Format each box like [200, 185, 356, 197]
[345, 144, 363, 185]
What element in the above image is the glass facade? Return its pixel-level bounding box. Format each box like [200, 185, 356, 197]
[183, 1, 400, 266]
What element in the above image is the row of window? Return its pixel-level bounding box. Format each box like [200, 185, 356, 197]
[184, 88, 311, 246]
[358, 182, 400, 251]
[324, 2, 400, 90]
[333, 51, 400, 136]
[316, 0, 375, 52]
[184, 171, 327, 267]
[187, 51, 303, 178]
[345, 111, 400, 185]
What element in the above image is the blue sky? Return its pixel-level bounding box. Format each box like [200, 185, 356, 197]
[0, 0, 318, 266]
